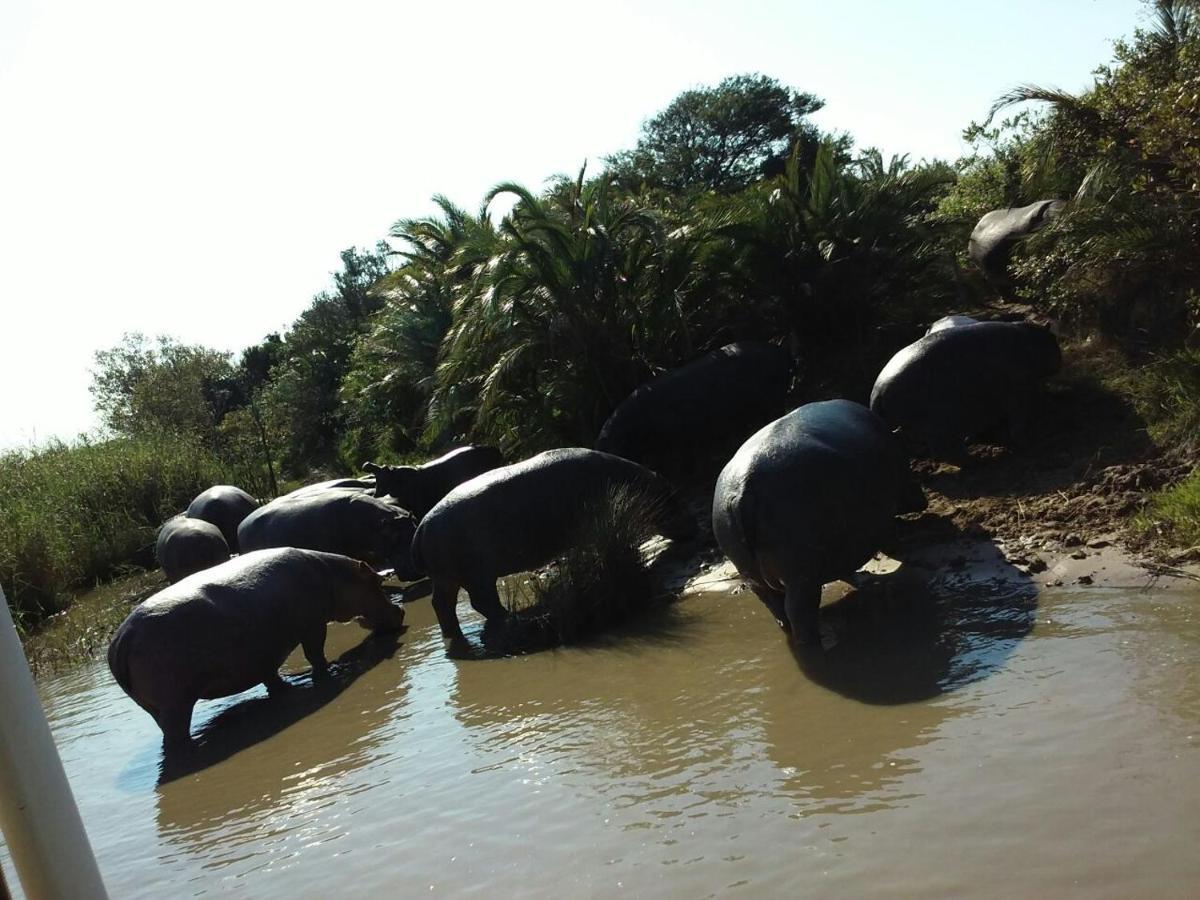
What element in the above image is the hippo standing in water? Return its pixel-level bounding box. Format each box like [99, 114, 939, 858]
[595, 341, 793, 481]
[155, 515, 230, 583]
[969, 200, 1065, 294]
[869, 320, 1061, 460]
[712, 400, 926, 646]
[238, 489, 419, 578]
[186, 485, 259, 552]
[362, 446, 504, 519]
[412, 448, 693, 642]
[107, 548, 405, 746]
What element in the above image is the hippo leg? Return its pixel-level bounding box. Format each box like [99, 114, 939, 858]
[431, 579, 466, 641]
[751, 586, 789, 632]
[301, 625, 330, 679]
[784, 579, 822, 647]
[263, 672, 290, 695]
[465, 579, 509, 623]
[156, 700, 196, 748]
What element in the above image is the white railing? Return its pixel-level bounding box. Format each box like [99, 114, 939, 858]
[0, 588, 107, 899]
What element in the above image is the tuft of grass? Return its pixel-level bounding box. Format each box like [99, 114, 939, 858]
[1136, 468, 1200, 549]
[485, 484, 674, 655]
[0, 432, 236, 630]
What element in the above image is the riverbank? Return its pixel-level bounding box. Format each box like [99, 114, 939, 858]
[17, 336, 1198, 677]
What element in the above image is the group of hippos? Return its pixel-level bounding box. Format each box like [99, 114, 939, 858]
[108, 202, 1066, 747]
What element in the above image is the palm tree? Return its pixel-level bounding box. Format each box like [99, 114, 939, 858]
[428, 166, 698, 452]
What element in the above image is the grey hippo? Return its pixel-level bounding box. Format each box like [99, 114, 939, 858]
[155, 515, 230, 584]
[237, 487, 419, 578]
[712, 399, 926, 646]
[869, 320, 1061, 460]
[968, 200, 1065, 294]
[594, 341, 793, 480]
[107, 547, 405, 746]
[362, 446, 504, 519]
[411, 448, 693, 643]
[186, 485, 259, 552]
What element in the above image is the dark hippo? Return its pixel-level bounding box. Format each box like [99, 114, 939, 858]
[411, 448, 692, 642]
[594, 341, 793, 481]
[712, 400, 925, 646]
[155, 515, 230, 583]
[237, 488, 419, 578]
[107, 548, 405, 745]
[284, 477, 378, 498]
[926, 314, 979, 334]
[186, 485, 259, 552]
[869, 321, 1061, 459]
[362, 446, 504, 519]
[968, 200, 1065, 294]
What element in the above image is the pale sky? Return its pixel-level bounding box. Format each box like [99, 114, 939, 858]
[1, 0, 1143, 448]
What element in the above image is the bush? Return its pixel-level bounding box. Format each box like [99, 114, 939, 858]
[0, 433, 235, 627]
[484, 485, 673, 654]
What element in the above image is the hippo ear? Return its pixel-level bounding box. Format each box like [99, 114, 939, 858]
[362, 461, 382, 474]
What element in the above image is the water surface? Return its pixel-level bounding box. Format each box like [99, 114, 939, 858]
[2, 556, 1198, 897]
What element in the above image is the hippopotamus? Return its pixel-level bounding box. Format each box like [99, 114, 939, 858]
[186, 485, 259, 552]
[926, 314, 979, 334]
[968, 200, 1065, 294]
[712, 400, 925, 646]
[155, 515, 230, 583]
[869, 320, 1061, 459]
[361, 446, 504, 519]
[107, 548, 405, 745]
[411, 448, 693, 642]
[237, 488, 419, 578]
[594, 341, 793, 481]
[284, 476, 378, 498]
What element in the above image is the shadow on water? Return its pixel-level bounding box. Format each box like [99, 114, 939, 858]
[156, 628, 406, 786]
[792, 529, 1038, 705]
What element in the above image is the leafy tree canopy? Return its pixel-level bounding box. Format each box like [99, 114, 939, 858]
[605, 73, 830, 194]
[90, 333, 234, 440]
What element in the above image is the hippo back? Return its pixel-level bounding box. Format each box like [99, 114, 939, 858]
[237, 489, 417, 576]
[363, 446, 504, 518]
[595, 341, 793, 480]
[870, 321, 1059, 434]
[186, 485, 259, 552]
[412, 448, 675, 582]
[155, 515, 230, 583]
[713, 400, 912, 589]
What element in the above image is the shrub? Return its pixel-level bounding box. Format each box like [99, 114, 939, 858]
[0, 433, 234, 627]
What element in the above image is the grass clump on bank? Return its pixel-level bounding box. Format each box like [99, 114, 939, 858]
[484, 485, 675, 655]
[1137, 470, 1200, 550]
[1, 433, 231, 630]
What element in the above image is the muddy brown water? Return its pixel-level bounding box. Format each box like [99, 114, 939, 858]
[2, 544, 1199, 898]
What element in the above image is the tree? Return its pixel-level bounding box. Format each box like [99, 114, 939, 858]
[605, 74, 833, 194]
[90, 333, 234, 443]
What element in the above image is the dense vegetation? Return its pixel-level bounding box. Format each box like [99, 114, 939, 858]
[5, 1, 1198, 629]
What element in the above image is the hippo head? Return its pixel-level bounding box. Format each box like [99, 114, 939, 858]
[361, 461, 415, 502]
[374, 511, 420, 581]
[1018, 322, 1063, 377]
[333, 560, 406, 632]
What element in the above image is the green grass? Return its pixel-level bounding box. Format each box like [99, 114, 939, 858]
[1137, 468, 1200, 549]
[0, 433, 234, 631]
